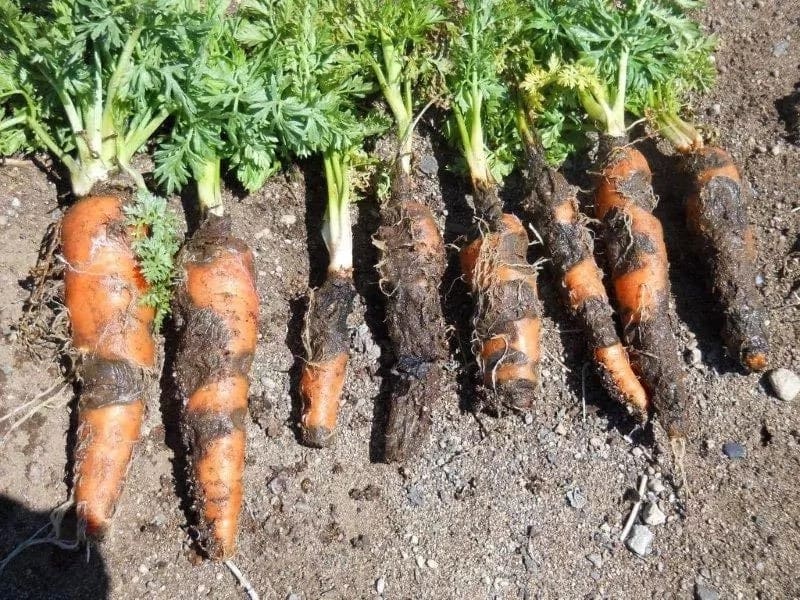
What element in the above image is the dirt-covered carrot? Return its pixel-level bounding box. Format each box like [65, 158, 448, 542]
[0, 1, 197, 540]
[447, 0, 542, 411]
[517, 129, 648, 417]
[172, 177, 258, 559]
[594, 135, 686, 439]
[645, 92, 770, 371]
[349, 0, 449, 461]
[61, 196, 156, 536]
[299, 149, 358, 447]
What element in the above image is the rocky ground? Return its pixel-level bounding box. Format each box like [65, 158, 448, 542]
[1, 1, 799, 598]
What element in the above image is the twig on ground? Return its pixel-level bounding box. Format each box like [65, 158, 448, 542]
[224, 560, 260, 600]
[619, 474, 648, 542]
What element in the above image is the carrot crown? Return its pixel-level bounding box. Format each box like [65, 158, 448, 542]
[0, 0, 224, 198]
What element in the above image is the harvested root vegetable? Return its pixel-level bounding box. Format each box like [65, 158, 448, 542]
[520, 136, 648, 418]
[594, 137, 687, 440]
[448, 0, 542, 412]
[684, 146, 769, 371]
[173, 210, 258, 561]
[62, 195, 156, 538]
[460, 212, 542, 410]
[377, 167, 448, 462]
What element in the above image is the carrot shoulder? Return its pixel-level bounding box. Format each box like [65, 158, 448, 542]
[173, 214, 258, 560]
[62, 195, 155, 538]
[595, 138, 687, 439]
[684, 146, 769, 371]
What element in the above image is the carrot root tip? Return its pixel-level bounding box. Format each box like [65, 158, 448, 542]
[301, 424, 337, 448]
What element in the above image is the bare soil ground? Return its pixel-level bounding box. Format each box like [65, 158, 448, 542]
[1, 1, 799, 598]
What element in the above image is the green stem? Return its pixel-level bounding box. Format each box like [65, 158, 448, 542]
[102, 26, 143, 159]
[120, 109, 170, 165]
[321, 148, 352, 273]
[0, 114, 26, 132]
[194, 156, 224, 215]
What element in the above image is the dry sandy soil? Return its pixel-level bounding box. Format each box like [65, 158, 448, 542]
[1, 1, 799, 599]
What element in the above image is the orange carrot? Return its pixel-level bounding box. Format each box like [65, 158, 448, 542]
[684, 146, 769, 371]
[173, 214, 258, 560]
[520, 141, 648, 417]
[299, 272, 356, 447]
[460, 213, 542, 411]
[594, 137, 687, 440]
[61, 195, 156, 538]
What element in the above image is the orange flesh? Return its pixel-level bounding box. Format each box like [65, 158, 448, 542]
[480, 317, 541, 386]
[62, 196, 155, 367]
[299, 352, 349, 433]
[594, 149, 651, 220]
[563, 257, 609, 311]
[74, 401, 145, 537]
[593, 344, 648, 414]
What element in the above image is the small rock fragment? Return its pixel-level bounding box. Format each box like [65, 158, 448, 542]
[566, 488, 587, 509]
[625, 525, 654, 557]
[418, 154, 439, 176]
[586, 553, 603, 568]
[648, 480, 666, 495]
[280, 214, 297, 226]
[375, 577, 386, 594]
[642, 502, 666, 526]
[694, 582, 720, 600]
[722, 441, 746, 460]
[589, 437, 603, 449]
[773, 40, 790, 57]
[767, 368, 800, 401]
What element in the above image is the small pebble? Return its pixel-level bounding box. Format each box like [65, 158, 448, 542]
[566, 488, 587, 509]
[625, 525, 654, 557]
[280, 214, 297, 226]
[554, 423, 567, 436]
[631, 446, 644, 458]
[648, 480, 666, 495]
[695, 582, 721, 600]
[708, 103, 722, 116]
[426, 559, 439, 570]
[642, 502, 667, 526]
[773, 40, 790, 56]
[685, 347, 702, 366]
[415, 556, 425, 569]
[418, 154, 439, 176]
[524, 412, 534, 426]
[767, 368, 800, 401]
[586, 553, 603, 568]
[10, 197, 20, 208]
[375, 577, 386, 594]
[589, 437, 603, 449]
[0, 215, 8, 227]
[138, 564, 149, 575]
[286, 594, 301, 600]
[769, 144, 781, 156]
[722, 441, 746, 460]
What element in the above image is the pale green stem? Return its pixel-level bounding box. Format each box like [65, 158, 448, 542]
[194, 157, 224, 216]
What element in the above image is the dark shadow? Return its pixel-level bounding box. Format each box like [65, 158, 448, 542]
[350, 195, 390, 463]
[282, 159, 330, 445]
[0, 494, 110, 599]
[775, 84, 800, 144]
[156, 312, 195, 553]
[428, 124, 478, 414]
[177, 183, 204, 234]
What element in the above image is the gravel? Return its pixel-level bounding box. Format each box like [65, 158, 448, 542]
[625, 525, 654, 557]
[767, 368, 800, 401]
[418, 154, 439, 176]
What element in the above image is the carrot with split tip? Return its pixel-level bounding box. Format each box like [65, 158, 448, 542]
[62, 195, 156, 538]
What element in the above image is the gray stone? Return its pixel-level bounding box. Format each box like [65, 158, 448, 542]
[375, 577, 386, 594]
[625, 525, 653, 556]
[566, 488, 586, 509]
[586, 553, 603, 568]
[642, 502, 666, 526]
[648, 479, 666, 495]
[767, 368, 800, 401]
[280, 213, 297, 226]
[694, 582, 720, 600]
[722, 441, 746, 460]
[773, 40, 790, 56]
[419, 154, 439, 176]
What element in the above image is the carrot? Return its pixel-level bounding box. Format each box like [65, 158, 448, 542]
[460, 209, 542, 412]
[61, 195, 156, 538]
[520, 138, 648, 418]
[376, 166, 448, 463]
[594, 137, 687, 440]
[681, 146, 769, 372]
[299, 272, 356, 447]
[173, 214, 258, 560]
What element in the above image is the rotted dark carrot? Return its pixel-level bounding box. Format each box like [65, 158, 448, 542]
[683, 145, 769, 372]
[61, 195, 156, 538]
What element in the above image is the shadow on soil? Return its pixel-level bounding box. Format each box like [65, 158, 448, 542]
[0, 494, 110, 599]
